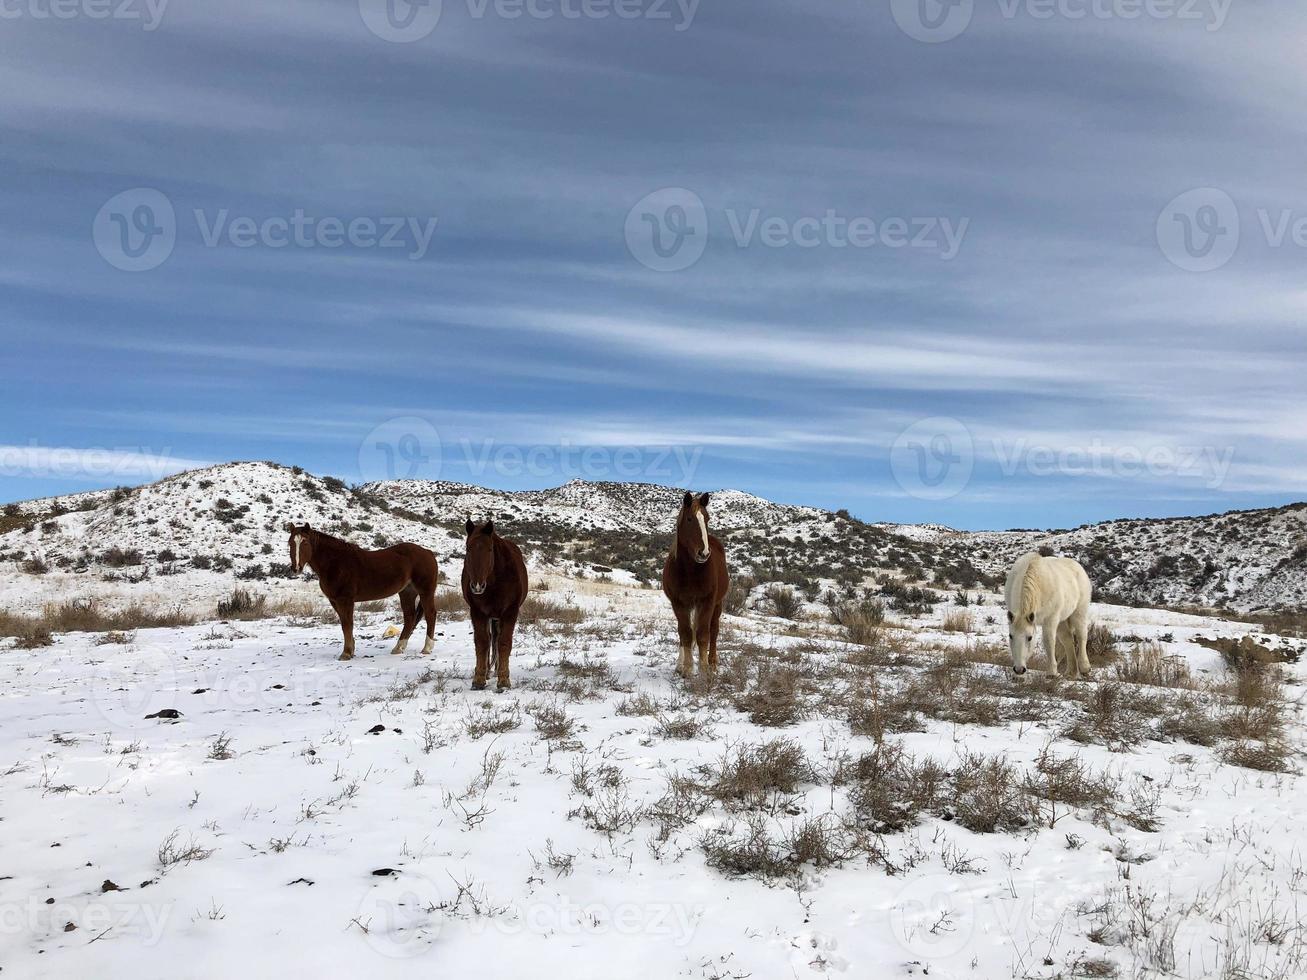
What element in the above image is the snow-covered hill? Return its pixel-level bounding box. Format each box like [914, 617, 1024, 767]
[361, 479, 825, 534]
[2, 462, 1305, 613]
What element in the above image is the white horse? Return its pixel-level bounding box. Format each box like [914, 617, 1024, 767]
[1004, 552, 1092, 678]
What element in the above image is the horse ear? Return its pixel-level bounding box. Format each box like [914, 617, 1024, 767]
[682, 490, 693, 508]
[698, 492, 711, 508]
[283, 522, 294, 532]
[465, 518, 474, 536]
[485, 519, 494, 536]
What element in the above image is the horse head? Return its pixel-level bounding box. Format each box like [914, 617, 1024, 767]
[676, 491, 712, 565]
[464, 519, 496, 595]
[284, 522, 315, 573]
[1006, 608, 1036, 674]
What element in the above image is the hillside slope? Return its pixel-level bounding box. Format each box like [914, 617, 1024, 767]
[2, 463, 1304, 613]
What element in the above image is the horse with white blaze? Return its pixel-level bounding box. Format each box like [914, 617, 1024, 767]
[1004, 552, 1093, 678]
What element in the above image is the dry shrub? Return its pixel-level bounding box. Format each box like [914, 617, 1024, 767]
[830, 597, 886, 647]
[1111, 642, 1193, 689]
[217, 588, 265, 619]
[940, 609, 973, 633]
[1, 599, 195, 638]
[951, 752, 1030, 833]
[1086, 622, 1119, 666]
[616, 691, 662, 716]
[843, 625, 903, 667]
[568, 777, 645, 836]
[723, 575, 755, 616]
[428, 589, 467, 617]
[12, 625, 53, 649]
[1064, 682, 1161, 751]
[848, 676, 925, 741]
[702, 739, 814, 813]
[528, 700, 577, 741]
[1217, 669, 1293, 772]
[653, 712, 714, 740]
[699, 813, 793, 879]
[732, 663, 804, 727]
[847, 741, 946, 833]
[859, 662, 1007, 732]
[519, 595, 586, 625]
[463, 702, 522, 738]
[1021, 747, 1119, 828]
[1197, 634, 1290, 673]
[765, 584, 801, 620]
[1157, 692, 1223, 747]
[700, 813, 859, 881]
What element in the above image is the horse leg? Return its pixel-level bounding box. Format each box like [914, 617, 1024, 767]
[336, 599, 356, 661]
[708, 602, 724, 672]
[694, 600, 713, 676]
[494, 613, 517, 692]
[672, 605, 693, 678]
[1071, 610, 1091, 678]
[1057, 619, 1078, 679]
[419, 588, 436, 655]
[471, 614, 490, 690]
[1041, 617, 1060, 677]
[392, 585, 418, 655]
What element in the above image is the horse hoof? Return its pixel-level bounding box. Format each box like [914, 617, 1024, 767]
[497, 682, 511, 692]
[338, 652, 354, 662]
[471, 681, 487, 691]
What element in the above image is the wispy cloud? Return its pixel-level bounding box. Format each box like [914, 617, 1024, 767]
[0, 0, 1303, 527]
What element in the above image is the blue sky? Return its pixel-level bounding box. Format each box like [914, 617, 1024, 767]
[1, 0, 1304, 530]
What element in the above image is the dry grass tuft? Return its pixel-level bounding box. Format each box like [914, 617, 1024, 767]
[519, 595, 586, 626]
[940, 609, 974, 633]
[2, 599, 196, 640]
[701, 739, 815, 813]
[731, 662, 805, 727]
[1111, 642, 1194, 689]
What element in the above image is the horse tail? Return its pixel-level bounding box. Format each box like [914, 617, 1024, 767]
[489, 617, 501, 673]
[414, 595, 424, 624]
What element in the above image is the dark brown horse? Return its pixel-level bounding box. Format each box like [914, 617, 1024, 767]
[662, 491, 729, 677]
[284, 523, 439, 661]
[461, 519, 529, 691]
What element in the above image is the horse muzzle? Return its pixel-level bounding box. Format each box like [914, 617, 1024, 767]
[1012, 666, 1027, 676]
[695, 552, 710, 564]
[470, 583, 487, 596]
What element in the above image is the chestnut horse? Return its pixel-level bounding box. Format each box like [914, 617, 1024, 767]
[284, 523, 439, 661]
[662, 491, 729, 677]
[461, 519, 529, 691]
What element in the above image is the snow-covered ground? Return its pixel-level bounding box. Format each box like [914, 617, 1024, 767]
[2, 575, 1304, 979]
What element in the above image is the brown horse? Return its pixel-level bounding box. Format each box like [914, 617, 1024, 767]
[284, 523, 439, 661]
[662, 491, 729, 677]
[461, 519, 529, 691]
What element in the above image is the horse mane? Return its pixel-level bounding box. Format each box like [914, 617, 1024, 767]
[306, 527, 359, 554]
[1012, 553, 1043, 618]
